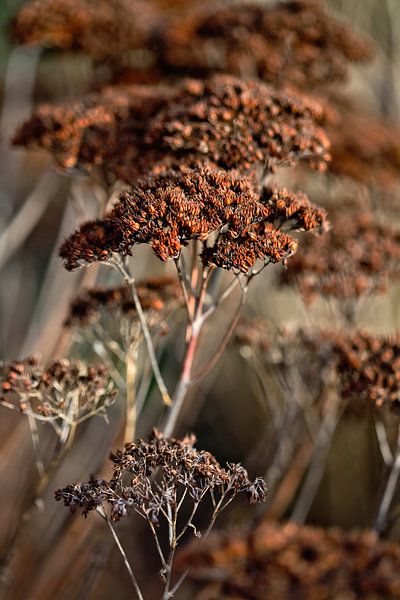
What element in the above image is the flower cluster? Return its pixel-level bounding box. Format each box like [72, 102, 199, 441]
[158, 0, 372, 88]
[59, 166, 328, 272]
[326, 99, 400, 188]
[55, 430, 267, 522]
[179, 522, 400, 600]
[145, 76, 330, 174]
[0, 358, 116, 422]
[11, 0, 164, 60]
[281, 201, 400, 302]
[66, 276, 181, 325]
[14, 75, 330, 181]
[332, 331, 400, 415]
[12, 85, 169, 173]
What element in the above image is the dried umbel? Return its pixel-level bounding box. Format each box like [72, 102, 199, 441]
[12, 85, 170, 173]
[14, 75, 330, 181]
[0, 358, 116, 424]
[144, 75, 330, 174]
[179, 522, 400, 600]
[332, 331, 400, 415]
[159, 0, 372, 89]
[281, 201, 400, 302]
[55, 430, 267, 521]
[59, 167, 328, 272]
[11, 0, 163, 60]
[66, 277, 182, 328]
[325, 100, 400, 188]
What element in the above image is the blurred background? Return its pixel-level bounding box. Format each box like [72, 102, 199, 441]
[1, 1, 400, 598]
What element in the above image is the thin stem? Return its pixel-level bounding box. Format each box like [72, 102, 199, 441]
[291, 391, 342, 524]
[174, 257, 193, 323]
[113, 258, 172, 406]
[27, 413, 46, 480]
[124, 344, 138, 443]
[375, 428, 400, 533]
[100, 510, 144, 600]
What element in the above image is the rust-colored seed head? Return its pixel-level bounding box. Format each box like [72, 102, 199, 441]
[11, 0, 163, 60]
[281, 200, 400, 302]
[0, 358, 116, 420]
[159, 0, 372, 89]
[12, 85, 170, 173]
[59, 167, 328, 273]
[65, 277, 182, 327]
[179, 522, 400, 600]
[145, 75, 331, 174]
[55, 430, 267, 521]
[326, 100, 400, 188]
[14, 75, 330, 180]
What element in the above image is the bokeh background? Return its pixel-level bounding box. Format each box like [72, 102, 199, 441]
[1, 1, 400, 598]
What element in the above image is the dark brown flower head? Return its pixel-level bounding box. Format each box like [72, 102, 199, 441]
[180, 522, 400, 600]
[202, 185, 328, 273]
[159, 0, 372, 89]
[60, 168, 328, 273]
[55, 430, 267, 522]
[145, 75, 330, 173]
[13, 85, 170, 173]
[0, 358, 116, 421]
[65, 277, 182, 327]
[331, 331, 400, 415]
[281, 201, 400, 302]
[11, 0, 163, 60]
[59, 219, 124, 271]
[326, 100, 400, 188]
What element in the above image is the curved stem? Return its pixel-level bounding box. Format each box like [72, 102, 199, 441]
[375, 427, 400, 533]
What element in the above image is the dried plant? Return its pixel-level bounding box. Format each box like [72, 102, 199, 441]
[280, 200, 400, 306]
[158, 0, 372, 88]
[179, 522, 400, 600]
[55, 430, 267, 599]
[326, 99, 400, 188]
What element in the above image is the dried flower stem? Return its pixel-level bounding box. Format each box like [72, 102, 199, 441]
[27, 411, 46, 480]
[111, 257, 172, 406]
[375, 426, 400, 533]
[291, 389, 342, 525]
[97, 508, 144, 600]
[124, 344, 138, 442]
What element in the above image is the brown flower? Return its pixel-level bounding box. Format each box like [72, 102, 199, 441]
[60, 167, 328, 273]
[145, 75, 330, 174]
[159, 0, 372, 88]
[281, 200, 400, 302]
[0, 358, 116, 421]
[179, 522, 400, 600]
[55, 430, 267, 521]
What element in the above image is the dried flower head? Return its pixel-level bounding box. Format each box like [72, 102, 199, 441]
[60, 167, 328, 273]
[12, 85, 170, 173]
[327, 102, 400, 188]
[14, 75, 330, 181]
[11, 0, 163, 60]
[55, 430, 267, 522]
[145, 75, 330, 174]
[159, 0, 372, 88]
[179, 522, 400, 600]
[331, 331, 400, 415]
[66, 277, 182, 328]
[281, 201, 400, 302]
[0, 358, 116, 423]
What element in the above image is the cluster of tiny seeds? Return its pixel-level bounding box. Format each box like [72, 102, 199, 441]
[145, 75, 330, 174]
[0, 358, 116, 419]
[159, 0, 372, 88]
[59, 166, 328, 273]
[65, 277, 182, 327]
[12, 85, 170, 173]
[55, 430, 267, 522]
[281, 202, 400, 302]
[179, 522, 400, 600]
